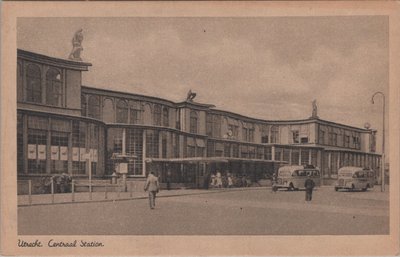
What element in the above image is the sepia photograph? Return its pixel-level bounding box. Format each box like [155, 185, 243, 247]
[1, 1, 400, 256]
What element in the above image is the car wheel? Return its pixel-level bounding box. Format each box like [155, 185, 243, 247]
[334, 187, 338, 192]
[351, 184, 355, 191]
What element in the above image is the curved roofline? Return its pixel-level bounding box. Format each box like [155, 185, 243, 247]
[82, 85, 371, 132]
[82, 85, 178, 106]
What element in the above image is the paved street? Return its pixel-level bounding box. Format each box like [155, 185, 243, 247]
[18, 187, 389, 235]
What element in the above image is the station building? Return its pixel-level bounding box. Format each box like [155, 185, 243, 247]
[16, 49, 382, 188]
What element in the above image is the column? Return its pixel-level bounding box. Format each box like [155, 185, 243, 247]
[328, 152, 332, 178]
[271, 146, 275, 161]
[68, 120, 73, 175]
[46, 117, 51, 174]
[23, 114, 28, 174]
[142, 130, 146, 176]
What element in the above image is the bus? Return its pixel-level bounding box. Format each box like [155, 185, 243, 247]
[273, 165, 321, 191]
[334, 166, 375, 192]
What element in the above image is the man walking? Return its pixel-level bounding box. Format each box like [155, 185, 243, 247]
[144, 171, 160, 209]
[304, 173, 315, 203]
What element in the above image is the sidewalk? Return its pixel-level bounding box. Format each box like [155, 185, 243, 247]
[17, 186, 266, 207]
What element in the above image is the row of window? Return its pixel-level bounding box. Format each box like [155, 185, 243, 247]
[17, 114, 103, 175]
[319, 130, 361, 149]
[18, 62, 64, 107]
[82, 95, 174, 127]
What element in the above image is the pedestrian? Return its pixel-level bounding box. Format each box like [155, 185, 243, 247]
[227, 175, 233, 188]
[204, 172, 211, 190]
[216, 170, 222, 188]
[304, 174, 315, 202]
[271, 172, 278, 193]
[144, 171, 160, 209]
[166, 170, 172, 190]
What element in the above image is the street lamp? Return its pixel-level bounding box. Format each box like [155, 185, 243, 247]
[371, 91, 385, 192]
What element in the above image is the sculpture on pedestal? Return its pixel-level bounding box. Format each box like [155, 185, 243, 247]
[311, 99, 319, 118]
[186, 89, 197, 102]
[68, 29, 84, 61]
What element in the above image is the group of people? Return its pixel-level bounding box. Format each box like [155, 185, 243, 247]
[206, 171, 251, 189]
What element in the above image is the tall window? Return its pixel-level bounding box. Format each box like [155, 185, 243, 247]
[242, 127, 248, 141]
[319, 130, 325, 144]
[190, 111, 198, 134]
[88, 95, 100, 119]
[130, 103, 142, 124]
[146, 130, 159, 158]
[270, 126, 279, 143]
[17, 63, 23, 101]
[249, 126, 255, 142]
[46, 68, 62, 106]
[17, 114, 24, 173]
[116, 100, 128, 123]
[153, 105, 162, 126]
[27, 116, 48, 174]
[206, 115, 213, 136]
[81, 95, 87, 116]
[162, 107, 169, 127]
[26, 64, 42, 103]
[292, 130, 300, 143]
[50, 131, 68, 174]
[206, 114, 221, 137]
[72, 121, 87, 175]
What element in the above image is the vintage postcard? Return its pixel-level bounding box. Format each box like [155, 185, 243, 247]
[1, 1, 399, 256]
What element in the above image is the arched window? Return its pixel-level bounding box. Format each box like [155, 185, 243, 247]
[129, 102, 142, 124]
[81, 95, 87, 116]
[46, 68, 62, 106]
[17, 62, 23, 101]
[88, 95, 100, 119]
[116, 100, 128, 123]
[26, 64, 42, 103]
[270, 126, 279, 143]
[190, 111, 198, 134]
[153, 104, 161, 126]
[162, 107, 169, 127]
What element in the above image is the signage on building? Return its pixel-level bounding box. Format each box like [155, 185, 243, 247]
[60, 146, 68, 161]
[51, 146, 59, 160]
[37, 145, 46, 160]
[72, 147, 79, 161]
[27, 144, 36, 159]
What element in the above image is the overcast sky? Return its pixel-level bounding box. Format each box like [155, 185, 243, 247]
[17, 17, 388, 152]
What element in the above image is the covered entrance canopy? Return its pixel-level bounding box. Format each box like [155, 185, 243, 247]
[145, 157, 287, 189]
[145, 157, 287, 164]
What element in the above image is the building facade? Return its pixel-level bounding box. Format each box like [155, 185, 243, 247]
[17, 49, 382, 188]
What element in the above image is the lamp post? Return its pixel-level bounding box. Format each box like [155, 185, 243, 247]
[371, 91, 385, 192]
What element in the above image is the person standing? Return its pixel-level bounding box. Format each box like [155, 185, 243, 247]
[204, 172, 211, 190]
[227, 175, 233, 188]
[166, 170, 172, 190]
[216, 170, 222, 188]
[304, 174, 315, 202]
[144, 171, 160, 209]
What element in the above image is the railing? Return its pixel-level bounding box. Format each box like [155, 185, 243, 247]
[17, 180, 139, 206]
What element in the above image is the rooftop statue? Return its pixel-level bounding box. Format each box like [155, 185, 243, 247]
[186, 89, 197, 102]
[311, 99, 319, 118]
[68, 29, 84, 61]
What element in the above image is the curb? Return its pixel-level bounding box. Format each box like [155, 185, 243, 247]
[17, 187, 266, 207]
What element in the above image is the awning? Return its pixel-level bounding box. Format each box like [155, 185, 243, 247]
[146, 157, 229, 164]
[145, 157, 287, 164]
